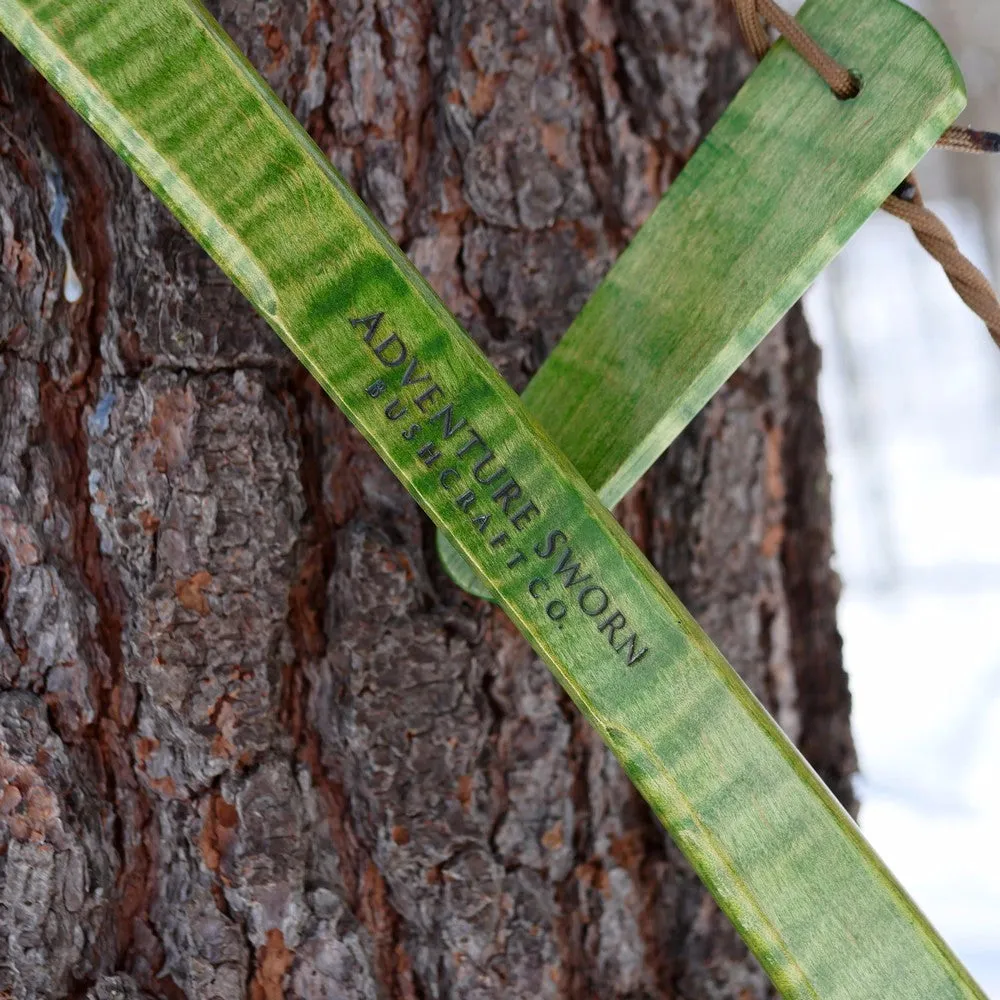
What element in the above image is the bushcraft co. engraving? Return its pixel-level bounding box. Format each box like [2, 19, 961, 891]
[352, 312, 650, 667]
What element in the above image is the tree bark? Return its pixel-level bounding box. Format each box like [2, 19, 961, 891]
[0, 1, 853, 997]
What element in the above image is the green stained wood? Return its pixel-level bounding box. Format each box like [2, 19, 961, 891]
[437, 0, 964, 598]
[0, 1, 985, 997]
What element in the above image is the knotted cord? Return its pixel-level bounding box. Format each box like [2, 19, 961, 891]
[732, 0, 1000, 349]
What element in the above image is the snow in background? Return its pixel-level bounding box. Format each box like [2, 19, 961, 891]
[805, 199, 1000, 997]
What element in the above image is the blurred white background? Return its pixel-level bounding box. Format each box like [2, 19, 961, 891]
[801, 1, 1000, 993]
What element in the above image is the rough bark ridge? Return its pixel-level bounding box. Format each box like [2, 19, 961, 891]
[0, 1, 853, 997]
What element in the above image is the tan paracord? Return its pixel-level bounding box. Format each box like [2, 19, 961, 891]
[734, 0, 1000, 349]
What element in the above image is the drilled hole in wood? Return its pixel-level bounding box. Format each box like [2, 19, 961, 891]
[837, 71, 864, 100]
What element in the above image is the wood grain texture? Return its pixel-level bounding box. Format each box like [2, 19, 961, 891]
[437, 0, 969, 597]
[0, 2, 983, 998]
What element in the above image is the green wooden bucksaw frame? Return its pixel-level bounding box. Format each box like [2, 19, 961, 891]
[0, 0, 989, 997]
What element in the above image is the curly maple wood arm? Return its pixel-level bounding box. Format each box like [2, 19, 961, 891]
[437, 0, 969, 599]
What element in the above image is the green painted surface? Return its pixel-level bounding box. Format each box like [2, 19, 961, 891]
[437, 0, 966, 598]
[0, 1, 985, 997]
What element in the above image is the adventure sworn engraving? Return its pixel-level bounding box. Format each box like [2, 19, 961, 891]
[352, 311, 651, 667]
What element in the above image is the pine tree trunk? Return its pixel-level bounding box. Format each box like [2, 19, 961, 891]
[0, 1, 853, 997]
